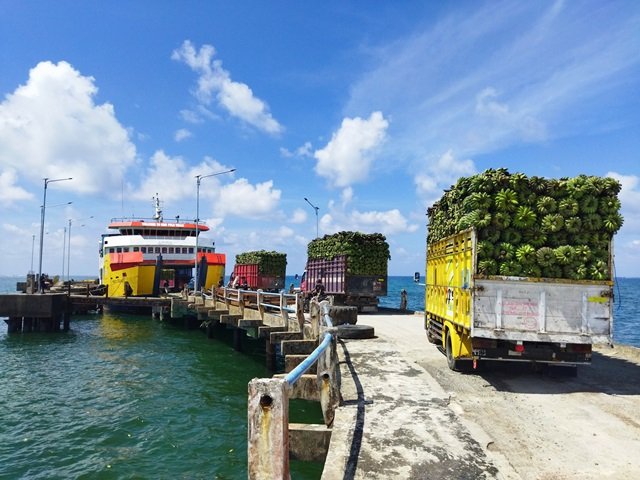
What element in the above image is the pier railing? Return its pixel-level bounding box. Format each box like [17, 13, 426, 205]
[181, 287, 305, 335]
[247, 301, 339, 479]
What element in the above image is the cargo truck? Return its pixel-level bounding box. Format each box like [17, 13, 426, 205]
[231, 251, 286, 292]
[301, 231, 389, 312]
[424, 228, 613, 372]
[301, 255, 387, 311]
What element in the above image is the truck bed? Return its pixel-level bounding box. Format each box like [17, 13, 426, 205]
[472, 277, 612, 344]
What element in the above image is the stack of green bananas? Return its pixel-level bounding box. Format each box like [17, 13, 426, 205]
[236, 250, 287, 276]
[307, 231, 390, 276]
[427, 169, 623, 280]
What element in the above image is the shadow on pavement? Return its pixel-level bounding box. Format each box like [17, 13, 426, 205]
[469, 351, 640, 395]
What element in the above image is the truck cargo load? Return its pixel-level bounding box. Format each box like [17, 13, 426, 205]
[232, 250, 286, 292]
[424, 169, 622, 372]
[302, 231, 389, 311]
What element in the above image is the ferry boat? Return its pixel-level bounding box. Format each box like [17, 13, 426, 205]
[99, 196, 225, 297]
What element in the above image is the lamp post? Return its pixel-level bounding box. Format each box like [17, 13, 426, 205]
[304, 197, 320, 238]
[62, 226, 67, 281]
[67, 216, 93, 282]
[194, 168, 235, 292]
[38, 177, 73, 293]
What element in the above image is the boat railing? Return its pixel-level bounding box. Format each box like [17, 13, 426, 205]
[109, 216, 198, 224]
[247, 301, 339, 479]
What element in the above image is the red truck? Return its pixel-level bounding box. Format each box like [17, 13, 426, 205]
[230, 251, 286, 292]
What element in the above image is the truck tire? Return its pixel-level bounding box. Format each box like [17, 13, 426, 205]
[336, 324, 375, 339]
[328, 305, 358, 325]
[445, 331, 459, 371]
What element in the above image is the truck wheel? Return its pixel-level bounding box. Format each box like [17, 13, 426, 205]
[445, 331, 457, 370]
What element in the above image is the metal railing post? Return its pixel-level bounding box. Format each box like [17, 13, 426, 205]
[248, 377, 290, 480]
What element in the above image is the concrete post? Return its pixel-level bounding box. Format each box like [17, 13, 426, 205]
[248, 378, 290, 480]
[295, 293, 305, 333]
[317, 329, 340, 427]
[257, 290, 265, 321]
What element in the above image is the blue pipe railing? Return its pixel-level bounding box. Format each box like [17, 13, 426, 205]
[284, 303, 333, 385]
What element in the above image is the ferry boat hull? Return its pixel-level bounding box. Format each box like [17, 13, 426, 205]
[103, 252, 225, 297]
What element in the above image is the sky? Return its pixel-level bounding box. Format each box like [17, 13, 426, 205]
[1, 0, 639, 279]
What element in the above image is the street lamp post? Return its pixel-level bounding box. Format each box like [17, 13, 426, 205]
[38, 177, 72, 293]
[62, 226, 67, 281]
[304, 197, 320, 238]
[194, 168, 235, 292]
[67, 216, 93, 282]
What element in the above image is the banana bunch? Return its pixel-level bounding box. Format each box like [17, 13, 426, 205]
[236, 250, 287, 276]
[307, 231, 390, 276]
[427, 169, 623, 280]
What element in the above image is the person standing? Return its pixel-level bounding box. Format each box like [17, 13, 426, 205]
[400, 289, 408, 312]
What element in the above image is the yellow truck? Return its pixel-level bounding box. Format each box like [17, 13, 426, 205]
[425, 229, 613, 373]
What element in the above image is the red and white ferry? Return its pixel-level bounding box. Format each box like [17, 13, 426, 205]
[99, 196, 225, 297]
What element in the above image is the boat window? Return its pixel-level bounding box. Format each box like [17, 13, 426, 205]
[189, 247, 194, 254]
[133, 247, 139, 252]
[109, 248, 114, 253]
[134, 229, 142, 235]
[155, 247, 161, 254]
[162, 247, 167, 254]
[116, 247, 122, 253]
[168, 247, 174, 254]
[141, 247, 146, 253]
[123, 247, 130, 252]
[182, 247, 188, 254]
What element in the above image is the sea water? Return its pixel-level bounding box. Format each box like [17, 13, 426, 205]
[0, 277, 323, 479]
[0, 275, 638, 478]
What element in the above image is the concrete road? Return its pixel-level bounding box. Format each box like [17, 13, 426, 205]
[337, 311, 640, 480]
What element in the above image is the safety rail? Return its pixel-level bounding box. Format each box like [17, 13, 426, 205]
[247, 301, 340, 479]
[185, 287, 305, 334]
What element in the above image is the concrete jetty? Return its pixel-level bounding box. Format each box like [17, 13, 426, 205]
[322, 311, 506, 479]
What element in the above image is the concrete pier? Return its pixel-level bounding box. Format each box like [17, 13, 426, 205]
[0, 293, 69, 332]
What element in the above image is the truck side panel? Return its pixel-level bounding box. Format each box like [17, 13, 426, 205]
[306, 257, 346, 294]
[232, 264, 284, 291]
[425, 229, 474, 331]
[473, 278, 612, 344]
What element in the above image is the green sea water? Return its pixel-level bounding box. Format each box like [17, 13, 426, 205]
[0, 312, 324, 479]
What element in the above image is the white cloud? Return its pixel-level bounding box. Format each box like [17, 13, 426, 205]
[281, 142, 314, 158]
[0, 168, 33, 204]
[314, 111, 388, 187]
[415, 149, 476, 203]
[0, 61, 136, 194]
[216, 178, 281, 218]
[132, 150, 233, 202]
[174, 128, 192, 142]
[172, 40, 283, 135]
[290, 208, 307, 224]
[321, 207, 418, 236]
[341, 187, 353, 206]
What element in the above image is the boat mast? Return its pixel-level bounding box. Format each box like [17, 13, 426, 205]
[153, 194, 163, 222]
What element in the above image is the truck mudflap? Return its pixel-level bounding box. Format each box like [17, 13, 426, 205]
[472, 338, 592, 364]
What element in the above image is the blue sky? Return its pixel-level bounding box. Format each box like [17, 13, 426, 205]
[1, 1, 639, 278]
